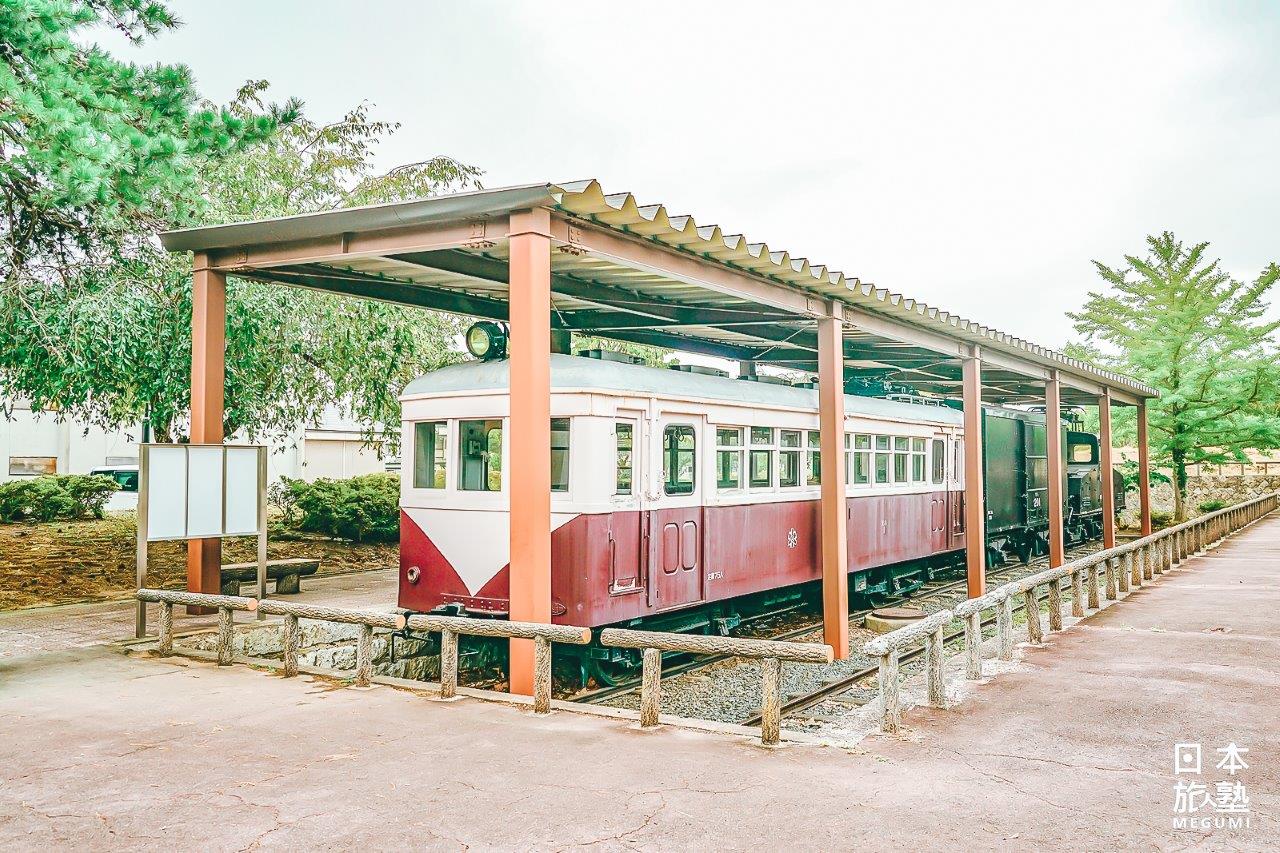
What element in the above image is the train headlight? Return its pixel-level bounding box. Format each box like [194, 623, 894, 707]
[465, 321, 507, 360]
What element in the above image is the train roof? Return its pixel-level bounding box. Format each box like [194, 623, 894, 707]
[402, 354, 964, 426]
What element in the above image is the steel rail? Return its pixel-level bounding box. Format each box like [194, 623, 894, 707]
[574, 543, 1097, 706]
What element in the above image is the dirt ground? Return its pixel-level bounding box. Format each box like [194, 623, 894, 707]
[0, 515, 397, 611]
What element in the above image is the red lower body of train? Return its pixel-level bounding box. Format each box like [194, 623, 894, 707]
[398, 490, 966, 628]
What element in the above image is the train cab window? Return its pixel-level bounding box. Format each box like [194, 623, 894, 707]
[911, 438, 927, 483]
[413, 421, 448, 488]
[458, 419, 503, 491]
[749, 427, 774, 488]
[716, 428, 743, 490]
[615, 422, 634, 495]
[852, 434, 871, 485]
[550, 418, 570, 492]
[779, 430, 801, 487]
[663, 425, 696, 495]
[1071, 442, 1096, 463]
[874, 436, 891, 484]
[931, 439, 945, 485]
[893, 437, 910, 483]
[806, 431, 821, 486]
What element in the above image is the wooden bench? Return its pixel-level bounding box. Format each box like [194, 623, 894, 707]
[220, 558, 320, 596]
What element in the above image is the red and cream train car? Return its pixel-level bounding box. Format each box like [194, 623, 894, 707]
[398, 352, 968, 634]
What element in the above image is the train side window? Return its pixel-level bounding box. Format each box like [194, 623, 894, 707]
[911, 438, 926, 483]
[413, 421, 448, 489]
[853, 434, 871, 485]
[893, 436, 910, 483]
[779, 430, 801, 487]
[551, 418, 570, 492]
[1071, 442, 1095, 463]
[806, 431, 821, 486]
[663, 425, 696, 495]
[458, 419, 503, 491]
[615, 422, 634, 495]
[749, 427, 774, 488]
[716, 427, 743, 490]
[931, 439, 945, 485]
[874, 435, 891, 484]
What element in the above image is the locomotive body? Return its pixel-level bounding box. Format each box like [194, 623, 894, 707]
[398, 353, 966, 633]
[396, 351, 1121, 666]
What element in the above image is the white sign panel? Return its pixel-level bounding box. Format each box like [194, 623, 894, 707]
[141, 444, 265, 541]
[146, 445, 188, 541]
[224, 446, 261, 536]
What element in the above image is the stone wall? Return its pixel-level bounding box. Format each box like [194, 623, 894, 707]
[1119, 476, 1280, 527]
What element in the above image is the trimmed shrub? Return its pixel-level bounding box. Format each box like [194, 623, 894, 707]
[1150, 510, 1174, 528]
[0, 474, 118, 523]
[1197, 499, 1227, 513]
[281, 473, 399, 542]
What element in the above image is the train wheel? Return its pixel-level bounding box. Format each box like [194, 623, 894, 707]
[587, 657, 626, 687]
[1014, 534, 1034, 565]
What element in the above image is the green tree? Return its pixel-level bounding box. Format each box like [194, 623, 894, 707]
[0, 83, 481, 450]
[1068, 232, 1280, 520]
[0, 0, 297, 286]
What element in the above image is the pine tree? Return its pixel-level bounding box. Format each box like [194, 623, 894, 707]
[1069, 232, 1280, 520]
[0, 0, 298, 285]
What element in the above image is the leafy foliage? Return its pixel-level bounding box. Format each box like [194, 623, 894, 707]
[0, 78, 480, 449]
[1198, 499, 1226, 513]
[1068, 232, 1280, 519]
[0, 0, 298, 286]
[0, 474, 118, 522]
[278, 473, 399, 543]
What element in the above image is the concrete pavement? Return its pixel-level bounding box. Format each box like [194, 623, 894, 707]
[2, 519, 1278, 850]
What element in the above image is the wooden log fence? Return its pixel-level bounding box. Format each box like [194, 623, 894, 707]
[865, 491, 1277, 734]
[406, 613, 591, 714]
[860, 609, 953, 733]
[598, 627, 833, 746]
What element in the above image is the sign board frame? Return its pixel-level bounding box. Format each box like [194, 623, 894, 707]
[135, 443, 268, 637]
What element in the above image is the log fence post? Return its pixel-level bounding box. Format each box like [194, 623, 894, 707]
[1024, 587, 1043, 644]
[760, 657, 783, 745]
[533, 635, 552, 714]
[282, 613, 300, 677]
[878, 651, 901, 733]
[1118, 552, 1130, 594]
[1047, 577, 1063, 632]
[439, 628, 458, 699]
[925, 626, 946, 707]
[355, 623, 373, 687]
[997, 593, 1014, 660]
[1104, 557, 1117, 601]
[964, 612, 983, 679]
[157, 602, 174, 657]
[639, 647, 661, 728]
[217, 606, 235, 666]
[1086, 561, 1100, 609]
[1071, 569, 1085, 617]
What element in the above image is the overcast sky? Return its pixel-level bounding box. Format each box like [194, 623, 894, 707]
[98, 1, 1280, 349]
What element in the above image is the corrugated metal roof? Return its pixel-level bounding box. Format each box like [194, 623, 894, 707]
[549, 180, 1155, 397]
[159, 180, 1155, 399]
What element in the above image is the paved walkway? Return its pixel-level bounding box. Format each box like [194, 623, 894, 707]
[0, 568, 397, 659]
[2, 519, 1278, 850]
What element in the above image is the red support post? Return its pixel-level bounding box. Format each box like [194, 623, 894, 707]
[1099, 389, 1116, 549]
[963, 349, 986, 598]
[817, 312, 849, 659]
[1137, 400, 1152, 537]
[506, 209, 553, 696]
[1045, 372, 1065, 568]
[188, 253, 225, 610]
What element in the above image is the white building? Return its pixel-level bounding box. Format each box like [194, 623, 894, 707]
[1, 399, 391, 499]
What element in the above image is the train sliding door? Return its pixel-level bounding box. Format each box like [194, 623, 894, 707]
[644, 416, 705, 612]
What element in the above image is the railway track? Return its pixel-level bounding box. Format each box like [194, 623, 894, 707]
[574, 543, 1098, 709]
[738, 554, 1091, 728]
